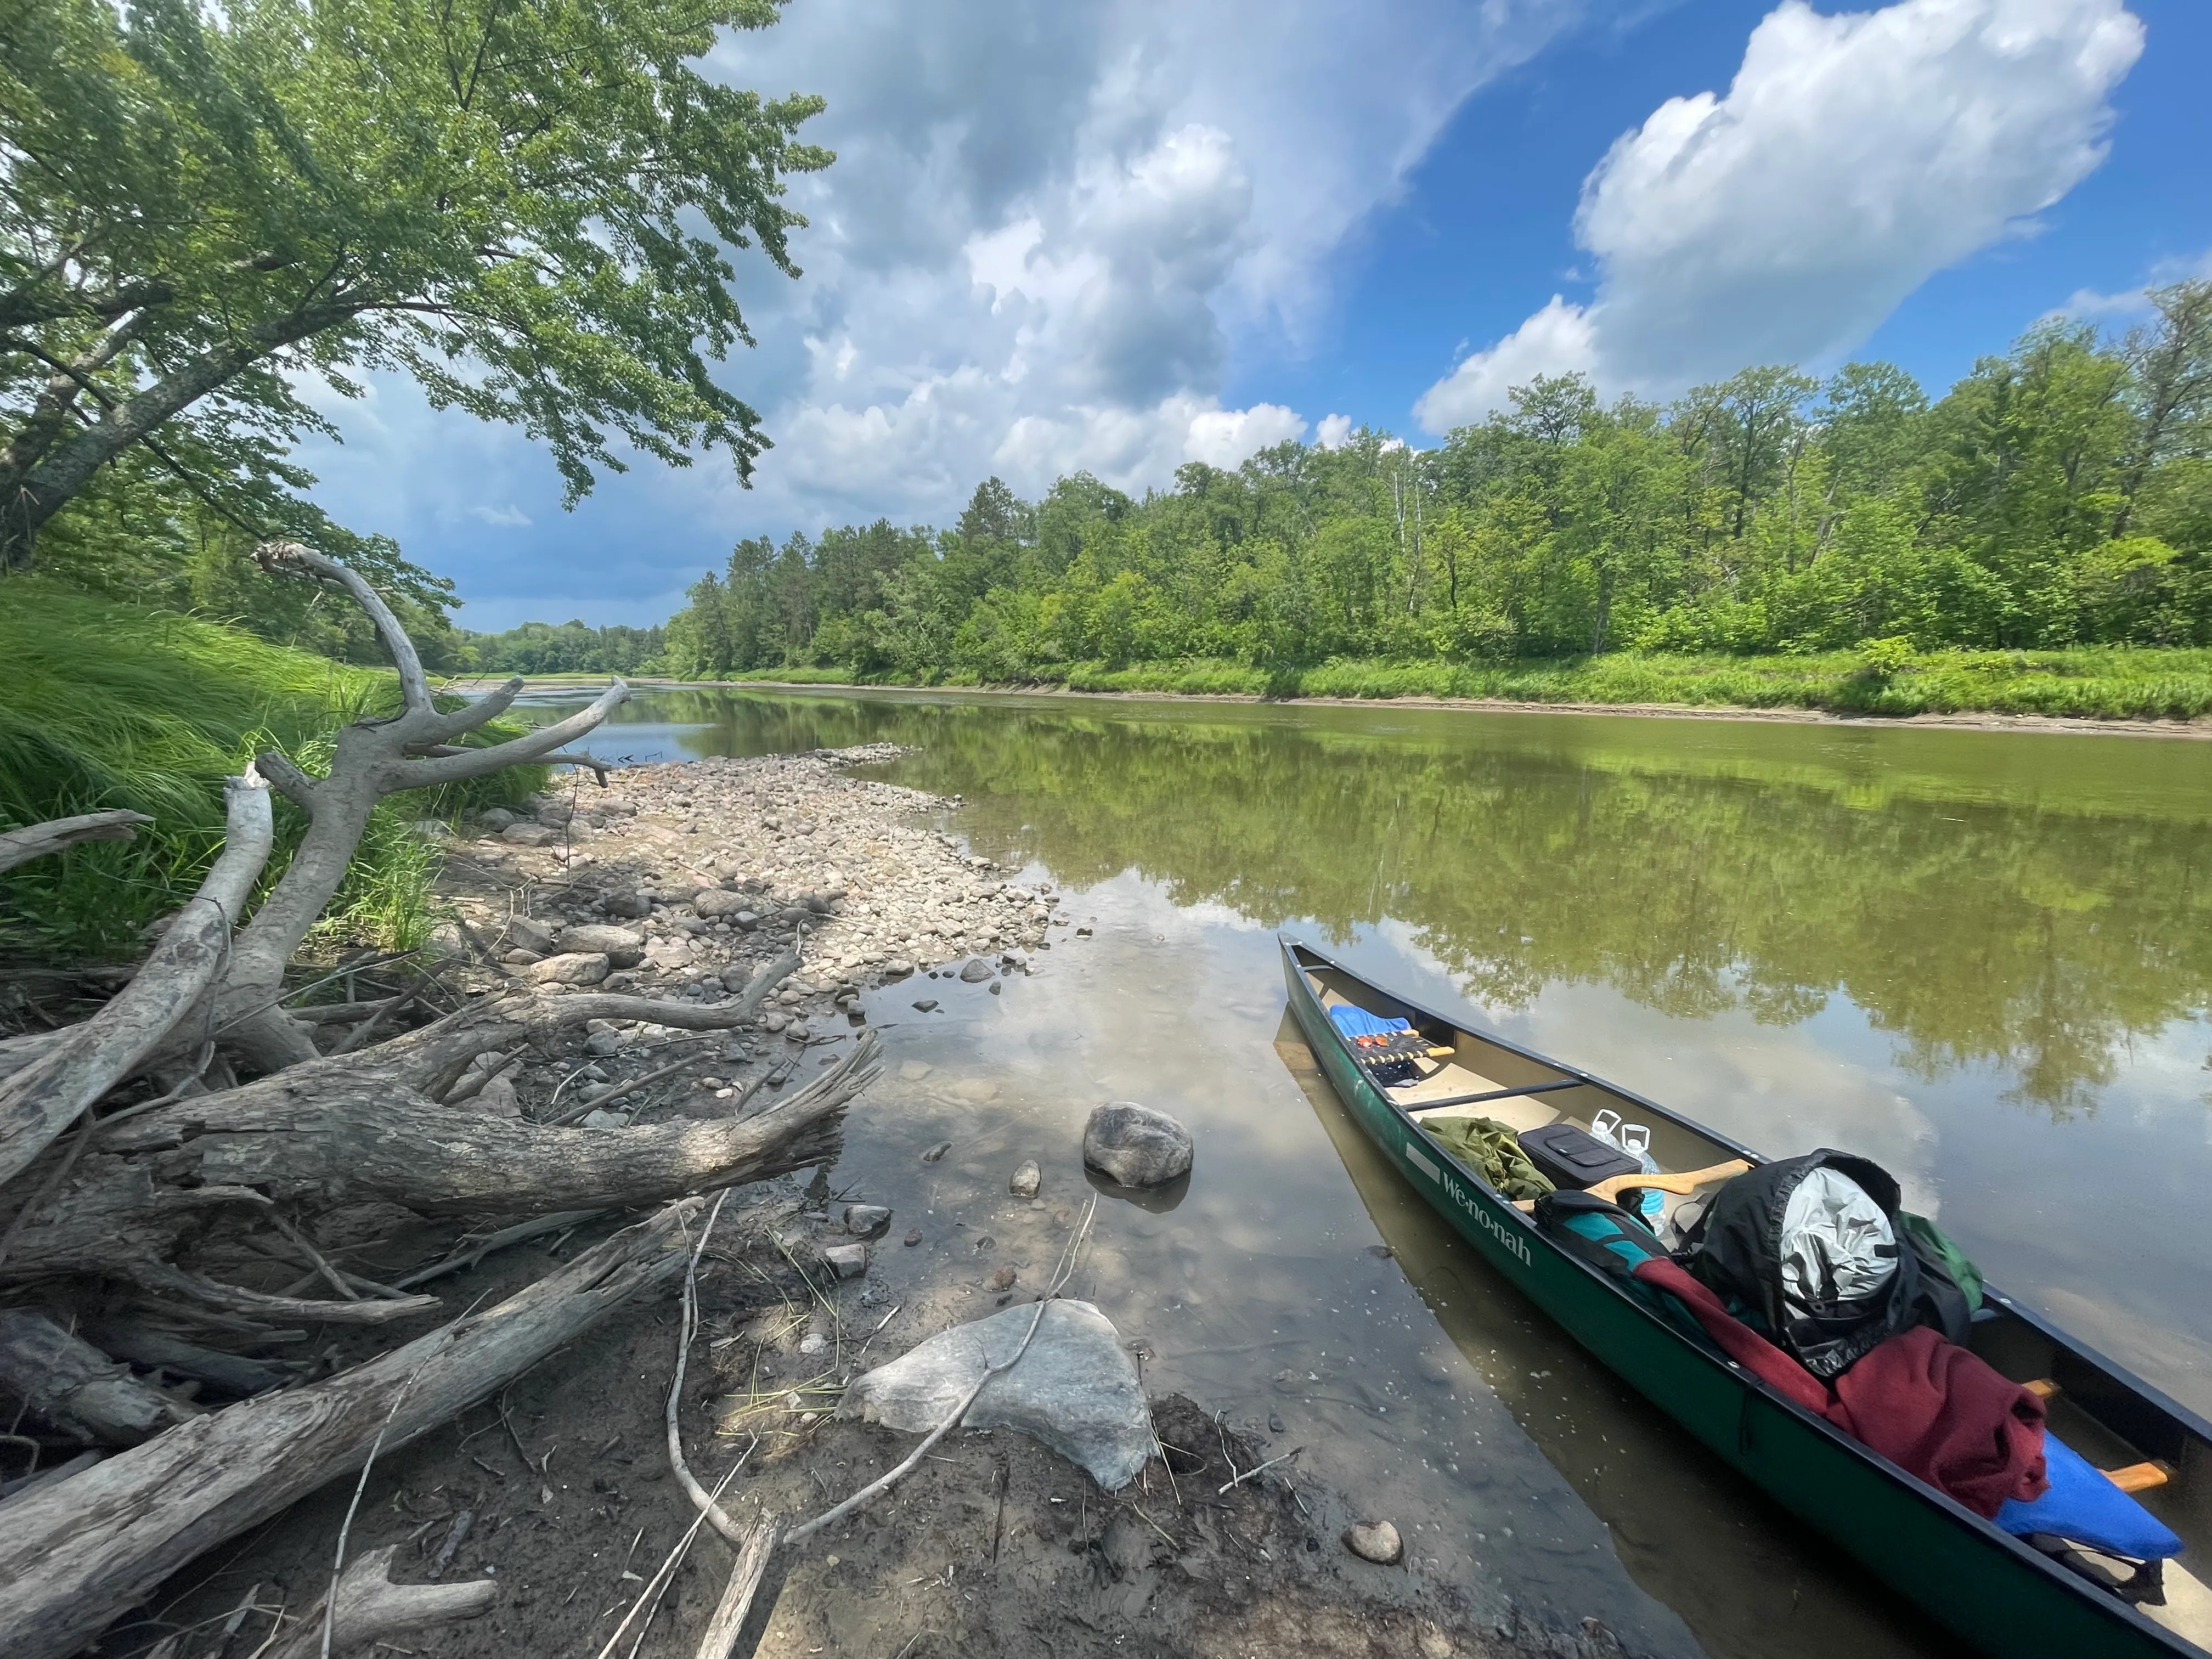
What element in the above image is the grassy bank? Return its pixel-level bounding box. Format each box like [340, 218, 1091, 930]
[0, 578, 540, 957]
[710, 647, 2212, 723]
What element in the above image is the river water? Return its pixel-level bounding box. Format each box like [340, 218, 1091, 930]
[523, 684, 2212, 1658]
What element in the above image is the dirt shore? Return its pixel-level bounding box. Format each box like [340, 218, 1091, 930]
[449, 673, 2212, 742]
[114, 748, 1641, 1659]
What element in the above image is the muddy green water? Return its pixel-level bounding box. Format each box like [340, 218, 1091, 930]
[528, 685, 2212, 1658]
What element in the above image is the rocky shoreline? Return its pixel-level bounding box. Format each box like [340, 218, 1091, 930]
[138, 742, 1651, 1659]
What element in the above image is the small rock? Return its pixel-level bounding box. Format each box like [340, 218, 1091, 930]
[603, 891, 652, 918]
[1269, 1413, 1285, 1434]
[733, 910, 759, 930]
[527, 952, 611, 986]
[502, 822, 557, 847]
[501, 947, 543, 966]
[1009, 1160, 1041, 1199]
[584, 1030, 625, 1057]
[898, 1060, 934, 1081]
[693, 888, 751, 919]
[844, 1204, 892, 1239]
[1082, 1101, 1194, 1188]
[507, 916, 557, 953]
[798, 1331, 827, 1356]
[912, 998, 939, 1012]
[883, 958, 915, 979]
[478, 807, 518, 831]
[1419, 1630, 1455, 1659]
[973, 1235, 996, 1254]
[989, 981, 1002, 995]
[958, 957, 995, 983]
[1075, 925, 1093, 937]
[1342, 1520, 1403, 1565]
[986, 1265, 1018, 1293]
[903, 1229, 923, 1246]
[535, 801, 574, 827]
[821, 1243, 869, 1279]
[921, 1141, 952, 1163]
[580, 1109, 626, 1130]
[558, 923, 646, 966]
[761, 1011, 789, 1033]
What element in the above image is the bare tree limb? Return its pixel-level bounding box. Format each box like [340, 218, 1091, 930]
[254, 542, 432, 715]
[413, 676, 522, 746]
[0, 776, 272, 1187]
[0, 810, 151, 876]
[264, 1544, 496, 1659]
[389, 678, 627, 791]
[0, 1310, 200, 1444]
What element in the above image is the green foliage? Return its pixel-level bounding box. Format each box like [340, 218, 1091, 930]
[657, 288, 2212, 704]
[1, 0, 829, 565]
[455, 618, 665, 675]
[0, 577, 540, 956]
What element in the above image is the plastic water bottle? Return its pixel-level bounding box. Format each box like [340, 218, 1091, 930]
[1592, 1109, 1665, 1227]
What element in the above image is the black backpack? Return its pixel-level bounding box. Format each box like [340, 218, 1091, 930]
[1686, 1150, 1971, 1379]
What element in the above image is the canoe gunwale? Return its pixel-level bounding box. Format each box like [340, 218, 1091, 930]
[1278, 931, 2206, 1659]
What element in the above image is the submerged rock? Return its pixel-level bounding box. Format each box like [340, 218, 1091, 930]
[958, 957, 995, 983]
[1342, 1520, 1403, 1565]
[1010, 1160, 1042, 1199]
[1082, 1101, 1194, 1188]
[843, 1203, 892, 1239]
[839, 1299, 1152, 1489]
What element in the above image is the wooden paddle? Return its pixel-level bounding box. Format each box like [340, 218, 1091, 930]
[1511, 1158, 1751, 1214]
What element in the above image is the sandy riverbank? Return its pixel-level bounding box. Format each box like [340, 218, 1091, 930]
[450, 673, 2212, 741]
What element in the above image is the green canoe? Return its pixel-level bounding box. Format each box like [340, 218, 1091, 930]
[1280, 934, 2211, 1659]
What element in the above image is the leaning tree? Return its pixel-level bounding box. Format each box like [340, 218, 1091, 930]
[0, 549, 880, 1659]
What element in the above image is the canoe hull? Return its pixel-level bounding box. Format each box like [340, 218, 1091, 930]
[1281, 937, 2197, 1659]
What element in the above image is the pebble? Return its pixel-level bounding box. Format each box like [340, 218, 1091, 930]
[507, 916, 557, 952]
[580, 1109, 626, 1130]
[843, 1204, 892, 1239]
[1009, 1159, 1041, 1199]
[986, 1265, 1017, 1292]
[884, 958, 916, 978]
[958, 957, 995, 983]
[798, 1331, 827, 1356]
[903, 1229, 923, 1246]
[921, 1141, 951, 1163]
[1342, 1520, 1404, 1565]
[820, 1243, 870, 1279]
[1269, 1413, 1286, 1434]
[502, 822, 556, 847]
[912, 998, 939, 1012]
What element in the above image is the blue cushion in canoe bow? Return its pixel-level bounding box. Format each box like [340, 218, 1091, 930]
[1328, 1005, 1413, 1041]
[1995, 1433, 2183, 1561]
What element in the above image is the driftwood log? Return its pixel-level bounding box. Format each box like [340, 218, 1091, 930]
[0, 1199, 703, 1659]
[0, 774, 273, 1187]
[0, 544, 883, 1659]
[0, 1309, 198, 1444]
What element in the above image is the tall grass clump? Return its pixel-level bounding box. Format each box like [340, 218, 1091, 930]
[0, 578, 541, 958]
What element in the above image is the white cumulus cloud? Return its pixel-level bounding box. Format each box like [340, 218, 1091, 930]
[1417, 0, 2144, 431]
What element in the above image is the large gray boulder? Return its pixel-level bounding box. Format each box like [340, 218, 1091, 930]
[1082, 1102, 1193, 1188]
[840, 1300, 1152, 1489]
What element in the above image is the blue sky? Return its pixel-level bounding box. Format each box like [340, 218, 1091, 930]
[292, 0, 2212, 631]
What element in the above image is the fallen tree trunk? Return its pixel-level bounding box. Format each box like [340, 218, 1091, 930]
[0, 1032, 877, 1289]
[0, 775, 273, 1187]
[0, 809, 151, 876]
[0, 1310, 199, 1444]
[0, 1198, 704, 1659]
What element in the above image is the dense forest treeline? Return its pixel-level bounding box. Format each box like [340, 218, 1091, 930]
[652, 286, 2212, 682]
